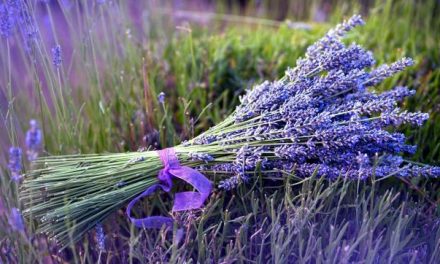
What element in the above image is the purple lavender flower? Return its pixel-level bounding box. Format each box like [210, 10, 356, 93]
[305, 14, 364, 59]
[8, 147, 22, 182]
[188, 152, 214, 163]
[191, 134, 219, 146]
[51, 44, 62, 68]
[218, 176, 241, 190]
[158, 92, 165, 104]
[25, 119, 42, 161]
[0, 3, 15, 38]
[95, 223, 105, 251]
[321, 44, 375, 73]
[356, 152, 370, 168]
[7, 0, 39, 53]
[365, 58, 414, 87]
[410, 165, 440, 178]
[379, 109, 429, 127]
[8, 207, 25, 232]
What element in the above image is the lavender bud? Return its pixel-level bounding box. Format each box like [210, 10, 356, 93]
[95, 223, 105, 251]
[8, 147, 22, 182]
[188, 152, 214, 163]
[365, 58, 414, 87]
[306, 15, 365, 58]
[25, 119, 42, 161]
[157, 92, 165, 104]
[356, 152, 370, 168]
[380, 109, 429, 126]
[8, 207, 25, 232]
[51, 44, 62, 68]
[0, 4, 15, 38]
[218, 176, 240, 190]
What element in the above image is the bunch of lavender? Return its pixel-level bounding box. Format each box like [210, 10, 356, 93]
[21, 15, 439, 247]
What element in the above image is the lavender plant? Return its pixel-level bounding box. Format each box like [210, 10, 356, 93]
[51, 44, 62, 68]
[25, 119, 42, 162]
[8, 207, 25, 233]
[8, 147, 22, 182]
[20, 15, 440, 248]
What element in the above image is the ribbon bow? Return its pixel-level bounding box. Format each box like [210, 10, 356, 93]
[126, 148, 212, 228]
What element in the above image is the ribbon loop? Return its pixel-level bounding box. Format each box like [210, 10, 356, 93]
[126, 148, 212, 229]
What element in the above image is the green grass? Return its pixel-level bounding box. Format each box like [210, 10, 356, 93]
[0, 0, 439, 262]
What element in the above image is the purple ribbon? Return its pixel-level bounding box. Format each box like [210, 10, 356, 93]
[126, 148, 212, 228]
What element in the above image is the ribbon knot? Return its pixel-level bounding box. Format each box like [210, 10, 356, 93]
[126, 148, 212, 229]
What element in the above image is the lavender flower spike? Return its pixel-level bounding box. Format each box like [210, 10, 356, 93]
[26, 119, 42, 161]
[52, 44, 62, 68]
[188, 152, 214, 163]
[365, 57, 414, 87]
[306, 14, 364, 58]
[95, 223, 105, 251]
[0, 3, 15, 38]
[8, 207, 25, 233]
[158, 92, 166, 104]
[8, 147, 22, 182]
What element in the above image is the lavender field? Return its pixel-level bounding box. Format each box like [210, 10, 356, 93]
[1, 0, 440, 263]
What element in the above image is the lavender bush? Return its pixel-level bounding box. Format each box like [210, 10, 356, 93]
[20, 15, 439, 249]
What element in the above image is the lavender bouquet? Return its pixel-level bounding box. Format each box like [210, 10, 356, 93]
[20, 15, 440, 247]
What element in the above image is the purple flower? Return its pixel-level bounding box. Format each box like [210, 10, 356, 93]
[379, 109, 429, 127]
[25, 119, 42, 161]
[157, 92, 165, 104]
[365, 58, 414, 87]
[51, 44, 62, 68]
[8, 207, 25, 232]
[8, 147, 22, 182]
[410, 165, 440, 178]
[321, 44, 375, 73]
[95, 223, 105, 251]
[0, 3, 15, 38]
[193, 135, 217, 145]
[188, 152, 214, 163]
[356, 152, 370, 168]
[305, 14, 364, 58]
[218, 176, 241, 190]
[6, 0, 39, 53]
